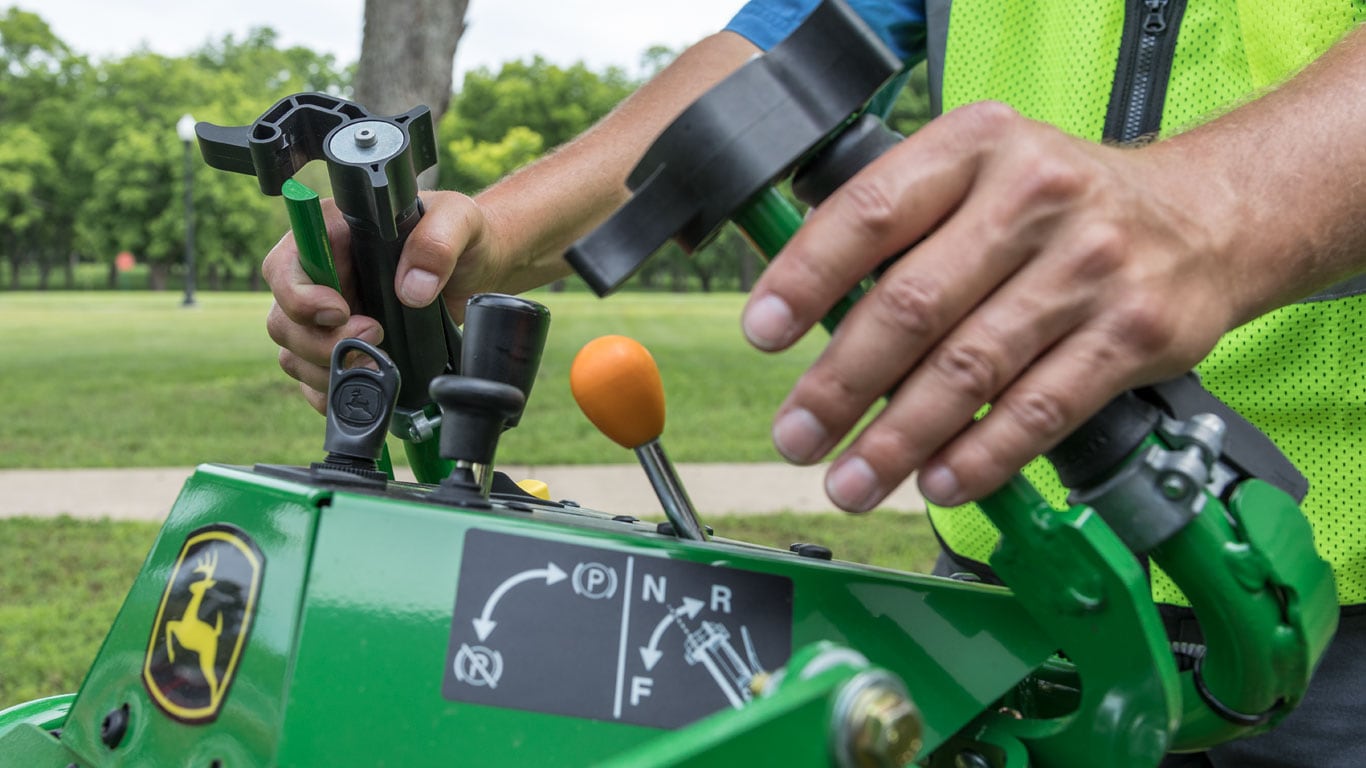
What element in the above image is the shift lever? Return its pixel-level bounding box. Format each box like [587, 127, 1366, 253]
[570, 335, 707, 541]
[427, 375, 524, 507]
[426, 294, 549, 506]
[459, 294, 551, 429]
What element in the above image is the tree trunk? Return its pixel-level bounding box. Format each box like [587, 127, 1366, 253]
[149, 263, 169, 291]
[208, 263, 222, 291]
[108, 260, 118, 289]
[740, 251, 757, 292]
[64, 252, 77, 289]
[249, 266, 262, 292]
[354, 0, 469, 189]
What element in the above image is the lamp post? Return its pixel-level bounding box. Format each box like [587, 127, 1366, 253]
[176, 113, 197, 307]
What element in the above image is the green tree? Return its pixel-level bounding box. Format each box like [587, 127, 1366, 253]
[0, 125, 57, 287]
[443, 126, 544, 193]
[439, 57, 634, 193]
[1, 11, 351, 291]
[0, 7, 80, 123]
[0, 8, 89, 288]
[61, 31, 347, 291]
[193, 26, 349, 96]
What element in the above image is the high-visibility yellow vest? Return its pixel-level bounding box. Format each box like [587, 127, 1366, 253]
[927, 0, 1366, 605]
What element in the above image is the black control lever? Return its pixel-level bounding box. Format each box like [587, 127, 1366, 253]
[563, 0, 902, 295]
[195, 93, 460, 413]
[459, 294, 551, 428]
[423, 294, 550, 505]
[428, 375, 526, 507]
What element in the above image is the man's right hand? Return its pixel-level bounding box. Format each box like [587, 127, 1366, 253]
[262, 191, 504, 413]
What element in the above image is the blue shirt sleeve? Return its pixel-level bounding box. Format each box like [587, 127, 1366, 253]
[724, 0, 927, 66]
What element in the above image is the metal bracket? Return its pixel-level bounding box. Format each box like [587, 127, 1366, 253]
[1069, 413, 1227, 553]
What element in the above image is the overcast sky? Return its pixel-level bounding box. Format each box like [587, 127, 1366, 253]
[13, 0, 747, 81]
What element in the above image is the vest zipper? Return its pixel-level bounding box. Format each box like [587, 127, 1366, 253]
[1103, 0, 1188, 143]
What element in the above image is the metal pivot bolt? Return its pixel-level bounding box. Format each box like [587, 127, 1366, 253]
[834, 672, 923, 768]
[1160, 473, 1192, 501]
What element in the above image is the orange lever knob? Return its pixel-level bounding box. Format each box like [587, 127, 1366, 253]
[571, 335, 666, 449]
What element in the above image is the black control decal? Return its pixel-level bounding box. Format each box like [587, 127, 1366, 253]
[443, 528, 793, 729]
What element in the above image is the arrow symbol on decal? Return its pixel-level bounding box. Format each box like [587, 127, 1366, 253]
[638, 597, 705, 671]
[473, 562, 568, 641]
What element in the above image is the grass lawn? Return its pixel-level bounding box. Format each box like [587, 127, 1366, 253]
[0, 511, 939, 710]
[0, 291, 836, 469]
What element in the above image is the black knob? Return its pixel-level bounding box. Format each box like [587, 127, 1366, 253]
[459, 294, 550, 428]
[430, 375, 525, 466]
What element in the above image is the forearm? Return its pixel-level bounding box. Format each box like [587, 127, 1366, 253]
[473, 31, 759, 293]
[1151, 25, 1366, 322]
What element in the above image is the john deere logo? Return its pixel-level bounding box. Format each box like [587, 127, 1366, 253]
[143, 524, 263, 723]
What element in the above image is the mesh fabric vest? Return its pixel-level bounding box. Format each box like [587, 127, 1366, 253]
[929, 0, 1366, 606]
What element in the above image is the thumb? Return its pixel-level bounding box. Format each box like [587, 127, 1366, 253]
[395, 192, 487, 308]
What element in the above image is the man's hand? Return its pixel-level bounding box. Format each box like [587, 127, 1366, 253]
[743, 102, 1244, 511]
[262, 191, 503, 413]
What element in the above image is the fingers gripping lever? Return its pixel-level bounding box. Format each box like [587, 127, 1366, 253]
[195, 93, 460, 413]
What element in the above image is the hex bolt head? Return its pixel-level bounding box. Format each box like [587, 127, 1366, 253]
[844, 685, 923, 767]
[100, 703, 129, 749]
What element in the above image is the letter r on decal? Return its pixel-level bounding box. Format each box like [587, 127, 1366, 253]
[711, 585, 732, 614]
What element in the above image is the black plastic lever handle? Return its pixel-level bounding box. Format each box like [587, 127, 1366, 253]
[563, 0, 902, 295]
[196, 92, 437, 238]
[196, 93, 459, 412]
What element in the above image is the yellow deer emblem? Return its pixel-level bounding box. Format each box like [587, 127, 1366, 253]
[144, 525, 262, 723]
[164, 550, 225, 700]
